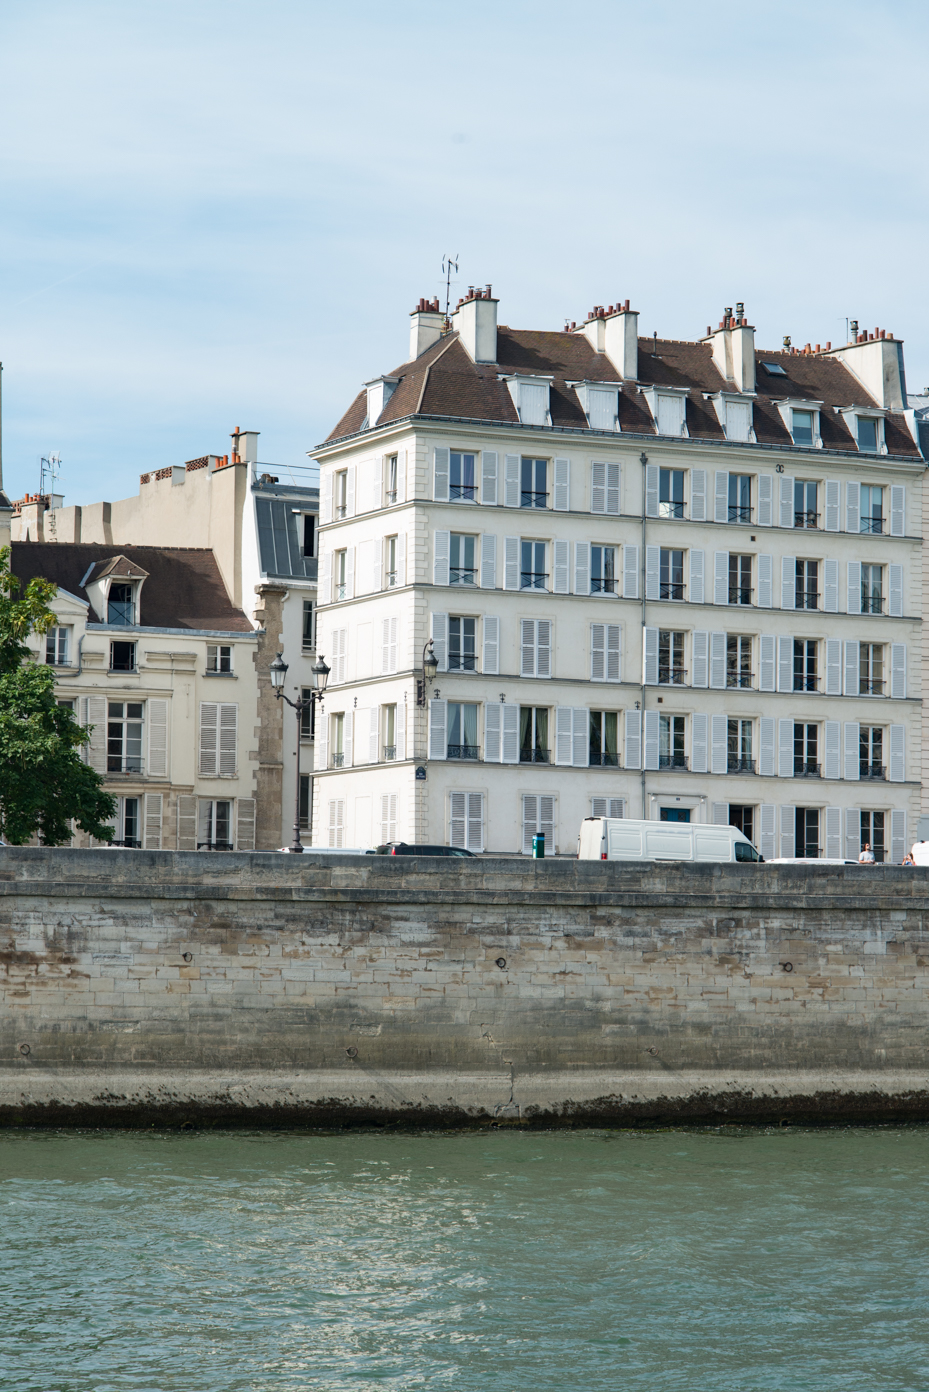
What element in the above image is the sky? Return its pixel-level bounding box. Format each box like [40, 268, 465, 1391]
[0, 0, 927, 508]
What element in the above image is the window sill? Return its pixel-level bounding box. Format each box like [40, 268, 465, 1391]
[203, 670, 237, 678]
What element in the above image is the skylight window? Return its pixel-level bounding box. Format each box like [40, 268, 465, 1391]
[762, 361, 787, 376]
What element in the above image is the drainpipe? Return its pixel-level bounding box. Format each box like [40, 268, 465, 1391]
[640, 450, 648, 820]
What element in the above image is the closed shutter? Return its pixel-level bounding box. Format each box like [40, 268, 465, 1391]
[536, 620, 552, 677]
[555, 707, 574, 765]
[574, 542, 590, 595]
[847, 561, 861, 614]
[396, 448, 407, 503]
[823, 558, 839, 613]
[778, 718, 793, 778]
[825, 806, 842, 858]
[757, 553, 773, 608]
[504, 536, 520, 590]
[380, 793, 398, 844]
[199, 702, 218, 775]
[689, 549, 704, 604]
[553, 457, 570, 511]
[712, 802, 729, 825]
[219, 704, 237, 776]
[482, 451, 498, 505]
[844, 722, 860, 781]
[177, 794, 197, 852]
[480, 533, 496, 589]
[891, 809, 907, 863]
[484, 702, 502, 762]
[236, 798, 256, 851]
[889, 563, 903, 616]
[434, 530, 450, 586]
[710, 713, 727, 775]
[328, 799, 344, 848]
[502, 703, 520, 764]
[84, 695, 107, 773]
[606, 625, 620, 681]
[691, 468, 707, 522]
[890, 644, 906, 699]
[605, 462, 620, 514]
[430, 612, 448, 672]
[645, 545, 660, 600]
[434, 446, 450, 501]
[428, 700, 447, 759]
[381, 616, 398, 674]
[759, 717, 776, 776]
[482, 616, 500, 675]
[890, 485, 905, 537]
[781, 556, 795, 610]
[824, 721, 840, 779]
[147, 698, 167, 778]
[591, 624, 606, 681]
[344, 546, 354, 599]
[572, 708, 587, 767]
[759, 635, 776, 692]
[714, 470, 729, 523]
[845, 808, 860, 861]
[143, 792, 163, 850]
[624, 709, 642, 770]
[709, 631, 726, 690]
[759, 804, 776, 859]
[846, 481, 860, 535]
[553, 539, 570, 594]
[645, 463, 659, 517]
[889, 725, 905, 782]
[844, 640, 859, 695]
[692, 630, 708, 688]
[825, 639, 842, 695]
[522, 794, 555, 854]
[332, 628, 347, 684]
[593, 797, 624, 819]
[691, 711, 708, 773]
[623, 544, 639, 599]
[504, 454, 520, 507]
[779, 475, 794, 528]
[521, 619, 536, 677]
[777, 636, 793, 693]
[450, 792, 483, 852]
[643, 710, 660, 770]
[757, 473, 773, 526]
[643, 626, 659, 685]
[714, 551, 728, 606]
[726, 399, 752, 442]
[824, 479, 840, 531]
[779, 805, 796, 858]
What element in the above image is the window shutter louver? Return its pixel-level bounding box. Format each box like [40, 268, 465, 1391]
[606, 625, 621, 681]
[147, 699, 167, 778]
[85, 696, 107, 773]
[709, 631, 726, 689]
[430, 612, 448, 672]
[593, 797, 624, 819]
[690, 468, 707, 522]
[555, 707, 574, 765]
[890, 643, 906, 699]
[824, 479, 840, 531]
[371, 538, 382, 592]
[397, 530, 407, 586]
[574, 542, 590, 595]
[845, 807, 860, 861]
[521, 619, 536, 677]
[759, 634, 776, 692]
[449, 792, 468, 850]
[434, 530, 450, 587]
[484, 702, 502, 762]
[381, 793, 399, 844]
[889, 725, 905, 782]
[777, 636, 793, 693]
[777, 719, 793, 778]
[712, 802, 729, 825]
[825, 807, 842, 858]
[643, 710, 660, 770]
[891, 809, 906, 863]
[321, 471, 333, 524]
[177, 794, 197, 851]
[553, 539, 570, 593]
[844, 722, 859, 781]
[623, 544, 639, 599]
[824, 720, 840, 779]
[643, 626, 659, 685]
[482, 615, 500, 674]
[143, 792, 163, 850]
[343, 709, 353, 769]
[779, 475, 794, 529]
[316, 707, 328, 770]
[605, 462, 620, 514]
[502, 703, 520, 763]
[373, 454, 383, 510]
[757, 473, 774, 526]
[395, 705, 405, 762]
[890, 485, 905, 537]
[689, 549, 704, 604]
[590, 461, 606, 513]
[504, 455, 520, 507]
[691, 711, 708, 773]
[504, 536, 520, 590]
[572, 708, 587, 767]
[396, 448, 407, 503]
[333, 628, 347, 684]
[433, 447, 450, 501]
[779, 805, 796, 858]
[388, 617, 398, 673]
[466, 792, 484, 852]
[823, 558, 838, 613]
[345, 465, 356, 518]
[645, 464, 659, 517]
[847, 561, 861, 615]
[199, 702, 219, 776]
[755, 553, 772, 609]
[645, 545, 660, 600]
[692, 630, 708, 688]
[825, 639, 842, 695]
[480, 533, 496, 589]
[368, 707, 379, 764]
[344, 546, 354, 599]
[590, 624, 606, 681]
[624, 709, 642, 770]
[844, 640, 859, 695]
[481, 451, 498, 505]
[536, 619, 552, 677]
[428, 700, 447, 759]
[553, 457, 570, 511]
[889, 563, 903, 616]
[236, 798, 256, 851]
[846, 481, 860, 535]
[714, 470, 729, 523]
[759, 717, 776, 776]
[328, 799, 344, 848]
[711, 713, 728, 775]
[713, 551, 728, 606]
[781, 556, 795, 610]
[320, 549, 332, 605]
[759, 804, 776, 859]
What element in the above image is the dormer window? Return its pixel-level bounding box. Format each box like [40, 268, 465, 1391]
[857, 416, 879, 453]
[791, 410, 814, 445]
[708, 393, 755, 443]
[573, 382, 620, 432]
[108, 583, 135, 625]
[642, 388, 688, 439]
[365, 377, 399, 429]
[838, 407, 886, 454]
[775, 399, 823, 448]
[504, 375, 552, 426]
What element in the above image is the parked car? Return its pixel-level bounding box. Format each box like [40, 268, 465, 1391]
[577, 817, 762, 863]
[765, 858, 859, 866]
[374, 843, 475, 857]
[276, 846, 374, 854]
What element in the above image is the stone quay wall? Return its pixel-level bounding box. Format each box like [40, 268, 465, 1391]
[2, 848, 929, 1127]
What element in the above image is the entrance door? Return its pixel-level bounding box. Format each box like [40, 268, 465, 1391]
[660, 808, 691, 823]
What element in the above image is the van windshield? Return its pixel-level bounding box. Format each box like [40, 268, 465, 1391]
[735, 842, 761, 862]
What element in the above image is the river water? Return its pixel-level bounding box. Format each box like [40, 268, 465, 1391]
[2, 1127, 928, 1391]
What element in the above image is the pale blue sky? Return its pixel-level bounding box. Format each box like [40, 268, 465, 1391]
[1, 0, 927, 506]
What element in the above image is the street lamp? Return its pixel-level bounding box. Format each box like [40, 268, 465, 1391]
[270, 651, 330, 851]
[417, 640, 439, 706]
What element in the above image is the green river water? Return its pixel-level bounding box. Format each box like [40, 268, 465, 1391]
[1, 1126, 928, 1391]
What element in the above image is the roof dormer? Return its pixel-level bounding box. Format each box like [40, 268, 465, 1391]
[503, 374, 552, 427]
[775, 399, 825, 449]
[364, 377, 400, 429]
[708, 391, 756, 443]
[571, 380, 621, 432]
[82, 555, 149, 626]
[837, 406, 888, 455]
[641, 386, 689, 439]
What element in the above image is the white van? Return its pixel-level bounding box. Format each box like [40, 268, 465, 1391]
[577, 817, 762, 863]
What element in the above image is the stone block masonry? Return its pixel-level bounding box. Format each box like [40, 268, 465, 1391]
[2, 849, 929, 1127]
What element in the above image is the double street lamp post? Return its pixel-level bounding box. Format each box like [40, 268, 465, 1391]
[269, 651, 330, 853]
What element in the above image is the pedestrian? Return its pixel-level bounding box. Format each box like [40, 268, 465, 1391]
[859, 843, 875, 864]
[902, 852, 915, 866]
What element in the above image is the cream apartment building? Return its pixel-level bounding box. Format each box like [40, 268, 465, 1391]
[319, 293, 923, 859]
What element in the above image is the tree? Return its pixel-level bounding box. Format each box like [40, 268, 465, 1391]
[0, 546, 116, 845]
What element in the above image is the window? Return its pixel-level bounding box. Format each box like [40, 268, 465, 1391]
[660, 808, 690, 822]
[795, 807, 820, 858]
[592, 796, 624, 818]
[335, 470, 348, 518]
[660, 548, 684, 600]
[794, 480, 818, 528]
[591, 545, 616, 594]
[860, 726, 885, 779]
[450, 534, 477, 585]
[522, 794, 555, 853]
[519, 707, 550, 763]
[207, 644, 232, 673]
[728, 554, 752, 605]
[728, 719, 754, 773]
[860, 809, 886, 861]
[330, 712, 345, 768]
[520, 619, 552, 677]
[728, 473, 751, 523]
[302, 514, 316, 557]
[107, 583, 135, 625]
[659, 714, 686, 770]
[520, 540, 547, 590]
[385, 535, 398, 587]
[46, 626, 71, 665]
[857, 417, 879, 453]
[299, 774, 311, 827]
[450, 451, 477, 502]
[728, 805, 754, 841]
[300, 690, 316, 739]
[794, 722, 819, 776]
[386, 454, 398, 504]
[328, 799, 345, 848]
[860, 485, 883, 534]
[107, 702, 143, 773]
[794, 640, 818, 692]
[449, 617, 477, 672]
[795, 559, 819, 610]
[861, 563, 883, 614]
[726, 635, 752, 689]
[199, 702, 237, 776]
[659, 468, 685, 519]
[335, 550, 347, 600]
[198, 799, 233, 850]
[658, 630, 685, 685]
[302, 599, 315, 651]
[589, 711, 619, 767]
[450, 791, 484, 852]
[113, 795, 141, 849]
[791, 410, 814, 446]
[383, 704, 397, 761]
[109, 641, 136, 672]
[860, 644, 884, 696]
[521, 457, 548, 509]
[57, 698, 75, 712]
[448, 702, 479, 760]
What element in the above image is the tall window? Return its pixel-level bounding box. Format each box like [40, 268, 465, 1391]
[450, 451, 477, 502]
[861, 563, 883, 614]
[46, 626, 70, 665]
[198, 799, 233, 850]
[386, 454, 398, 504]
[300, 690, 316, 739]
[450, 534, 477, 585]
[857, 418, 879, 453]
[383, 704, 397, 760]
[589, 711, 619, 767]
[335, 470, 348, 518]
[330, 712, 345, 768]
[521, 458, 548, 509]
[302, 514, 316, 556]
[299, 775, 311, 827]
[659, 468, 684, 519]
[302, 599, 314, 651]
[107, 701, 143, 773]
[110, 641, 136, 672]
[726, 634, 752, 688]
[335, 550, 347, 600]
[520, 540, 547, 590]
[658, 630, 685, 685]
[729, 554, 752, 605]
[519, 707, 550, 763]
[729, 805, 754, 842]
[795, 808, 820, 858]
[660, 548, 684, 600]
[207, 644, 232, 672]
[791, 410, 814, 446]
[795, 559, 819, 610]
[728, 719, 753, 773]
[107, 583, 134, 625]
[860, 727, 884, 779]
[447, 703, 479, 760]
[386, 535, 398, 587]
[794, 480, 818, 528]
[591, 546, 616, 594]
[861, 809, 885, 861]
[114, 796, 141, 849]
[728, 473, 751, 523]
[860, 644, 884, 696]
[794, 640, 817, 692]
[449, 617, 477, 671]
[659, 715, 686, 769]
[794, 723, 819, 776]
[860, 485, 883, 533]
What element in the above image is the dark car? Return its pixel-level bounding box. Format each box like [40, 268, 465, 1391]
[374, 843, 475, 857]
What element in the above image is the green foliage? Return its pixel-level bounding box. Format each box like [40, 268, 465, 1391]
[0, 547, 116, 845]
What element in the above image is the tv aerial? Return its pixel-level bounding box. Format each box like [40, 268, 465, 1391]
[441, 254, 459, 327]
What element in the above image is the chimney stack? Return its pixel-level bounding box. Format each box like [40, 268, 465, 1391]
[451, 285, 498, 363]
[709, 305, 755, 392]
[575, 301, 639, 378]
[409, 297, 444, 360]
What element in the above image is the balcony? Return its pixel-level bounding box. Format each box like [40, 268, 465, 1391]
[336, 503, 347, 519]
[110, 838, 142, 849]
[107, 757, 144, 776]
[591, 578, 616, 594]
[860, 517, 883, 535]
[728, 505, 753, 523]
[590, 752, 620, 767]
[448, 744, 479, 760]
[335, 583, 346, 601]
[330, 752, 345, 768]
[659, 501, 685, 520]
[448, 654, 477, 672]
[793, 676, 820, 692]
[386, 570, 398, 588]
[520, 572, 548, 590]
[860, 678, 885, 695]
[383, 745, 396, 761]
[520, 748, 551, 764]
[796, 591, 819, 610]
[450, 567, 477, 586]
[860, 762, 886, 780]
[728, 757, 756, 774]
[728, 587, 753, 606]
[794, 761, 821, 777]
[862, 596, 883, 615]
[450, 483, 477, 502]
[197, 840, 234, 851]
[521, 491, 548, 509]
[660, 582, 685, 600]
[385, 489, 397, 505]
[658, 667, 687, 686]
[727, 672, 754, 689]
[659, 753, 688, 770]
[794, 511, 820, 529]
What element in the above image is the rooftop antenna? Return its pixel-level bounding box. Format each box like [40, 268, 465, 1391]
[40, 451, 62, 499]
[441, 254, 459, 329]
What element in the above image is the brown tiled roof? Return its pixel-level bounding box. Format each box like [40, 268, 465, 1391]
[11, 543, 253, 632]
[324, 329, 921, 458]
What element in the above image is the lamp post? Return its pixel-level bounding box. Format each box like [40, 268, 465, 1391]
[417, 640, 439, 707]
[270, 651, 330, 852]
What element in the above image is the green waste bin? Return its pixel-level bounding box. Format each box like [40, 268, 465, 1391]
[532, 833, 545, 859]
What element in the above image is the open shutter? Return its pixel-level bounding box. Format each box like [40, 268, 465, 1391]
[316, 707, 328, 770]
[692, 631, 708, 688]
[482, 451, 498, 505]
[342, 709, 353, 770]
[554, 707, 574, 765]
[484, 702, 501, 762]
[845, 808, 861, 861]
[520, 619, 536, 677]
[321, 471, 332, 525]
[714, 551, 728, 606]
[147, 698, 167, 778]
[779, 805, 796, 858]
[759, 634, 776, 692]
[397, 531, 406, 586]
[319, 548, 332, 605]
[466, 793, 484, 852]
[691, 468, 707, 522]
[889, 563, 903, 616]
[824, 479, 840, 531]
[345, 466, 356, 518]
[84, 696, 107, 774]
[759, 717, 775, 776]
[373, 455, 383, 510]
[781, 556, 795, 610]
[889, 725, 905, 782]
[844, 640, 859, 695]
[480, 533, 496, 589]
[847, 561, 861, 614]
[714, 470, 728, 523]
[823, 558, 838, 613]
[757, 472, 773, 526]
[434, 530, 450, 587]
[779, 475, 794, 528]
[757, 553, 773, 608]
[891, 644, 906, 699]
[623, 544, 639, 599]
[428, 700, 447, 759]
[395, 705, 406, 762]
[778, 719, 793, 778]
[368, 706, 379, 764]
[624, 710, 642, 770]
[396, 448, 407, 503]
[891, 809, 907, 863]
[143, 792, 163, 850]
[709, 631, 726, 689]
[433, 446, 450, 501]
[645, 545, 660, 600]
[890, 485, 905, 537]
[371, 538, 383, 592]
[777, 636, 793, 693]
[844, 722, 859, 781]
[689, 548, 704, 604]
[344, 546, 354, 599]
[177, 794, 197, 852]
[574, 542, 590, 596]
[553, 539, 570, 593]
[825, 807, 842, 858]
[606, 625, 620, 681]
[846, 481, 860, 535]
[536, 620, 552, 677]
[502, 703, 519, 763]
[553, 457, 570, 510]
[824, 720, 840, 779]
[236, 798, 256, 851]
[199, 702, 218, 776]
[759, 804, 776, 859]
[643, 626, 659, 685]
[645, 463, 659, 517]
[572, 708, 587, 767]
[504, 454, 520, 507]
[430, 612, 448, 672]
[691, 711, 708, 773]
[825, 639, 842, 695]
[482, 616, 500, 675]
[643, 710, 660, 770]
[504, 536, 520, 590]
[710, 713, 727, 775]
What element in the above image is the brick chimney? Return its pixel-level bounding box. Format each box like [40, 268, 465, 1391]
[451, 285, 497, 363]
[409, 297, 444, 360]
[707, 305, 755, 393]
